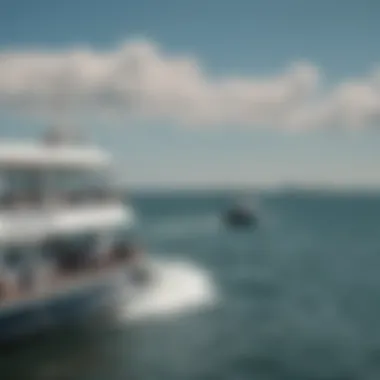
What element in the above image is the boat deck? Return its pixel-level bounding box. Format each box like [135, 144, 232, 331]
[0, 254, 135, 310]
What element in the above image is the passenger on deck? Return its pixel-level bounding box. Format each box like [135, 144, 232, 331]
[91, 235, 113, 267]
[19, 267, 34, 292]
[0, 269, 19, 299]
[0, 273, 6, 300]
[112, 240, 139, 263]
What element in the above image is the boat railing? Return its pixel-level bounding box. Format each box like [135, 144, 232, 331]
[0, 242, 137, 304]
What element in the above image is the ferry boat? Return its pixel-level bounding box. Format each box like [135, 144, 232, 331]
[0, 131, 144, 343]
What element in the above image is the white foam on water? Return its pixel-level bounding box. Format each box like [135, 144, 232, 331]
[118, 256, 218, 322]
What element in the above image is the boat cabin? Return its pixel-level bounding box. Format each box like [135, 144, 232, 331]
[0, 140, 118, 208]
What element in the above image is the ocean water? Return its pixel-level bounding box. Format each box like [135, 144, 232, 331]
[1, 190, 380, 380]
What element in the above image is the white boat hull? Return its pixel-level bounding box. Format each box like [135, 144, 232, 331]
[0, 266, 133, 344]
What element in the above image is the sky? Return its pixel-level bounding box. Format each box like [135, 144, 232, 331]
[0, 0, 379, 189]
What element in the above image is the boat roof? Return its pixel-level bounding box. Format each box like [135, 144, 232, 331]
[0, 140, 111, 169]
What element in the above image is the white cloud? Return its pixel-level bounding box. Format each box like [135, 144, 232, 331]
[0, 38, 379, 130]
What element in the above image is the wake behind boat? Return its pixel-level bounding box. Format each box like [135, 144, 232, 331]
[0, 131, 150, 343]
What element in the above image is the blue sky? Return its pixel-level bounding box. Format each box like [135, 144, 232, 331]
[0, 0, 379, 188]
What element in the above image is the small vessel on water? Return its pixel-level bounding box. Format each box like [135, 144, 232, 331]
[0, 130, 147, 343]
[223, 200, 258, 228]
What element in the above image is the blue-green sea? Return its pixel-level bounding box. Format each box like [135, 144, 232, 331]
[1, 190, 380, 380]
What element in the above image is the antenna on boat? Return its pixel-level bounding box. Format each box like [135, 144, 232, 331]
[42, 92, 85, 145]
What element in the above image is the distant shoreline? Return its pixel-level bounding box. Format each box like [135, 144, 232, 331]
[125, 186, 380, 197]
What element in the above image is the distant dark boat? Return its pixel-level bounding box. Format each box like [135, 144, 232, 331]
[223, 204, 258, 228]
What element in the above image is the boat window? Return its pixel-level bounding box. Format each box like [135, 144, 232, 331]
[0, 174, 9, 194]
[41, 240, 59, 260]
[0, 163, 117, 206]
[0, 168, 43, 201]
[45, 233, 98, 255]
[47, 168, 113, 201]
[48, 169, 83, 194]
[3, 247, 25, 269]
